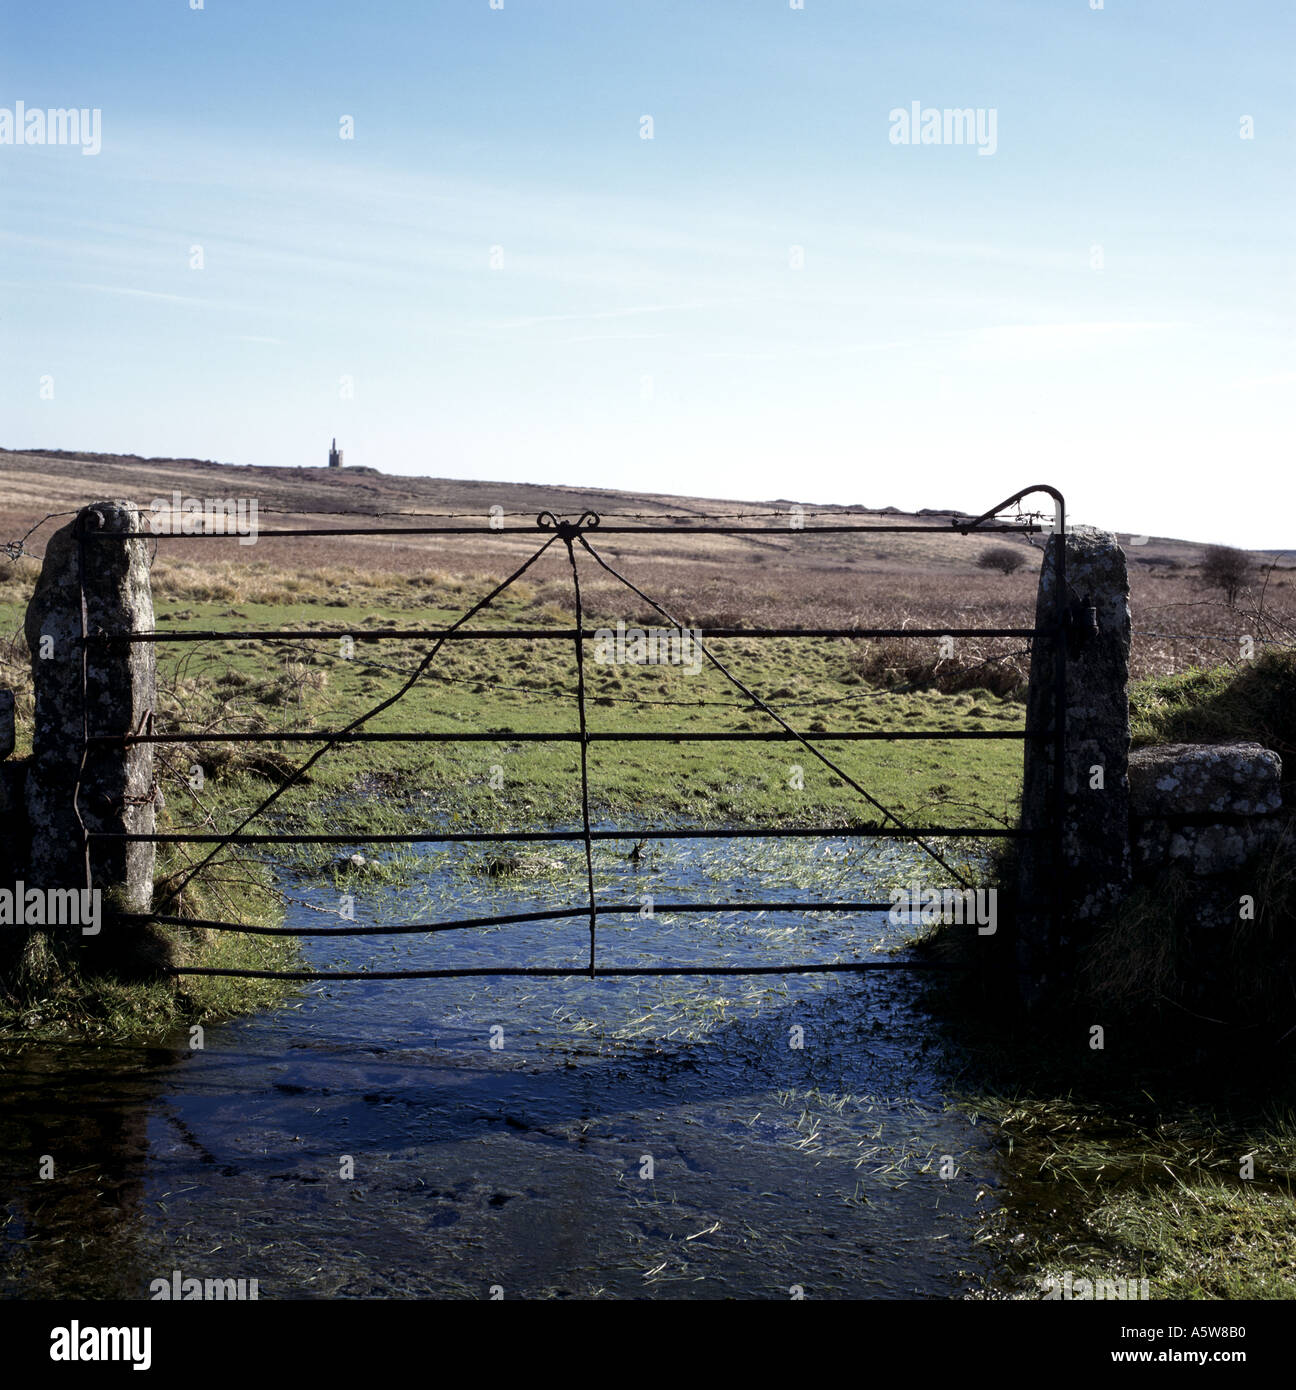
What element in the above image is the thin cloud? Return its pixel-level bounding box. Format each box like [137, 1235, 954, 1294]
[494, 301, 730, 331]
[65, 282, 216, 307]
[966, 321, 1181, 356]
[557, 332, 670, 344]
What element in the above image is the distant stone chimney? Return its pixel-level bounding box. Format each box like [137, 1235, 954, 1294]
[328, 438, 343, 469]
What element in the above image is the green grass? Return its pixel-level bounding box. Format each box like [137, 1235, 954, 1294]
[913, 844, 1296, 1301]
[1083, 1179, 1296, 1299]
[1131, 648, 1296, 785]
[0, 855, 299, 1042]
[966, 1090, 1296, 1300]
[0, 561, 1026, 1040]
[2, 928, 299, 1043]
[133, 579, 1025, 833]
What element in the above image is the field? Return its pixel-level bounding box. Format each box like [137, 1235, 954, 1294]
[4, 447, 1295, 692]
[3, 447, 1296, 1301]
[3, 445, 1293, 908]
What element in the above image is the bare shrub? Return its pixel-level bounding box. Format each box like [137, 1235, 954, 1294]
[976, 545, 1026, 576]
[847, 636, 1029, 697]
[1199, 545, 1253, 606]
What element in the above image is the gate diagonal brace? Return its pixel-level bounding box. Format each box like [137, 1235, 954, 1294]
[573, 531, 975, 891]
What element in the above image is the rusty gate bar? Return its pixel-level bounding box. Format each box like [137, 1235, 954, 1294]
[108, 899, 974, 934]
[83, 521, 1038, 539]
[102, 826, 1032, 845]
[88, 729, 1038, 745]
[171, 961, 965, 981]
[87, 626, 1040, 643]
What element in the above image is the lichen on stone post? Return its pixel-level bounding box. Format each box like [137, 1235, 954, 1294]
[1017, 526, 1132, 1004]
[22, 501, 160, 974]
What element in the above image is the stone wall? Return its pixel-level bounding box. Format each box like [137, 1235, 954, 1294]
[1017, 530, 1287, 1006]
[1129, 742, 1284, 876]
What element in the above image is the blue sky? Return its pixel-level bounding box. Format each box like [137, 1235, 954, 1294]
[2, 0, 1292, 545]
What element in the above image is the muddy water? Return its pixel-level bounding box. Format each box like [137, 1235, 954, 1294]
[0, 835, 1001, 1299]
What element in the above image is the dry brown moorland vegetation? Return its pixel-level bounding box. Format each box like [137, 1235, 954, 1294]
[3, 447, 1293, 688]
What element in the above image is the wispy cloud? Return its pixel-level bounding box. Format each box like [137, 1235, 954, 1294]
[964, 321, 1182, 357]
[495, 301, 727, 331]
[65, 281, 215, 307]
[0, 276, 217, 308]
[557, 332, 670, 345]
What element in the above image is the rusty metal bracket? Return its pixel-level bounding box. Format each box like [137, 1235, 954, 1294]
[1065, 596, 1098, 654]
[537, 510, 600, 541]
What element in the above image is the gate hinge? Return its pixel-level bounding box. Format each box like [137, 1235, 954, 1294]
[1064, 597, 1098, 653]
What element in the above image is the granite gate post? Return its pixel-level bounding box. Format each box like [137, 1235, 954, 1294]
[1017, 526, 1132, 1004]
[22, 501, 157, 963]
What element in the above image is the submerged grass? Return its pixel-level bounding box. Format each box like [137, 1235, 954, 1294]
[964, 1088, 1296, 1300]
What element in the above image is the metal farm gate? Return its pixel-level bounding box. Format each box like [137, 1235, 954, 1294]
[85, 484, 1068, 983]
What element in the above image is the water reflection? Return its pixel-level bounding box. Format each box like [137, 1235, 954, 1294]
[1, 837, 999, 1299]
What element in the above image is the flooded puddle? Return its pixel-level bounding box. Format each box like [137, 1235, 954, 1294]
[1, 834, 1002, 1299]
